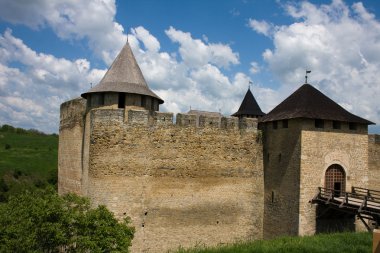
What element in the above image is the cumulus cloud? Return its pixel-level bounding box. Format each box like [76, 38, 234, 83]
[251, 0, 380, 126]
[250, 61, 261, 74]
[0, 0, 127, 64]
[130, 27, 264, 116]
[126, 26, 264, 118]
[0, 29, 105, 133]
[165, 26, 239, 69]
[248, 19, 275, 37]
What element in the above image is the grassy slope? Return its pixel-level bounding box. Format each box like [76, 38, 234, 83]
[0, 131, 58, 180]
[176, 232, 372, 253]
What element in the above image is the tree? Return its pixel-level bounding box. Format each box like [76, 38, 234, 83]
[0, 187, 134, 252]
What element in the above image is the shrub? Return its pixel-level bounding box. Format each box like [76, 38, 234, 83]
[0, 124, 15, 132]
[0, 188, 134, 252]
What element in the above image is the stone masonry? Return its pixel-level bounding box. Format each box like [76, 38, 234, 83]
[59, 101, 264, 253]
[369, 134, 380, 190]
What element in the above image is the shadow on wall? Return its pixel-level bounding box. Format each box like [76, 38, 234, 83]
[316, 205, 355, 233]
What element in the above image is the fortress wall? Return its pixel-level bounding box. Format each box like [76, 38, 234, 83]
[58, 98, 86, 195]
[369, 134, 380, 190]
[86, 109, 264, 253]
[262, 119, 303, 239]
[299, 120, 369, 235]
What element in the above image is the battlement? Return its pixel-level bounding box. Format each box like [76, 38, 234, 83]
[90, 108, 258, 131]
[59, 97, 86, 130]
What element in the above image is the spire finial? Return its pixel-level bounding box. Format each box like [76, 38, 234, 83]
[248, 80, 253, 90]
[305, 70, 311, 84]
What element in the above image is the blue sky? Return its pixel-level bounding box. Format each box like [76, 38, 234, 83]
[0, 0, 379, 133]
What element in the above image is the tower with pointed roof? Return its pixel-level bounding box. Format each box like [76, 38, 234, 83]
[232, 88, 265, 119]
[260, 82, 373, 239]
[82, 42, 163, 112]
[58, 42, 165, 197]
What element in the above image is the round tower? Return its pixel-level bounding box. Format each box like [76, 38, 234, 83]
[81, 42, 164, 112]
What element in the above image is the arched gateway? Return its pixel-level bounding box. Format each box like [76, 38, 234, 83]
[325, 164, 346, 196]
[316, 164, 353, 233]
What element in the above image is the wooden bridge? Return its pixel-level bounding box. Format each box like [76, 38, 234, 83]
[310, 187, 380, 231]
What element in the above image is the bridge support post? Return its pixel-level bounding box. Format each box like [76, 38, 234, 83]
[358, 214, 371, 232]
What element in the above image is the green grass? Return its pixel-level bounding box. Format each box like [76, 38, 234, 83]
[0, 130, 58, 181]
[176, 232, 372, 253]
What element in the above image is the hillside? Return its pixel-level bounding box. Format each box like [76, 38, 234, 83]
[0, 125, 58, 198]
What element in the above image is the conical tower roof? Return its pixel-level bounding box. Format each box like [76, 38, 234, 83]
[260, 83, 373, 124]
[232, 88, 265, 117]
[81, 42, 164, 104]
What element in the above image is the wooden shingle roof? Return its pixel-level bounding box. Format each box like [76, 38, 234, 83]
[260, 83, 374, 124]
[232, 88, 265, 117]
[81, 42, 164, 104]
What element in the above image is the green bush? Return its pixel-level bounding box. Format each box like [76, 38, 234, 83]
[0, 188, 135, 252]
[0, 124, 15, 132]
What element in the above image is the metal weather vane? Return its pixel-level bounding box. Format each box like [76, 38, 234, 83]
[248, 80, 253, 90]
[305, 70, 311, 83]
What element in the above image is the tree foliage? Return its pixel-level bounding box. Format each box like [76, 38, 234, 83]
[0, 188, 134, 252]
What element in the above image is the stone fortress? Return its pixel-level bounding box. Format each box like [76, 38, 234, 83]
[58, 42, 380, 253]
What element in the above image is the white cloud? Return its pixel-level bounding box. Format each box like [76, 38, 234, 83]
[132, 27, 160, 53]
[0, 0, 127, 64]
[254, 0, 380, 125]
[250, 61, 260, 74]
[165, 26, 239, 69]
[0, 29, 105, 133]
[248, 19, 275, 37]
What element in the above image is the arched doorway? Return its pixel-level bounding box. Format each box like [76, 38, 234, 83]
[325, 164, 346, 197]
[316, 164, 354, 234]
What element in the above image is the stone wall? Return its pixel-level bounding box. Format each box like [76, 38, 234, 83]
[262, 119, 303, 239]
[262, 118, 369, 239]
[369, 134, 380, 190]
[58, 98, 86, 195]
[86, 109, 264, 253]
[299, 119, 369, 235]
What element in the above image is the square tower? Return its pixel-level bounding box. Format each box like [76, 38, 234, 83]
[260, 83, 374, 238]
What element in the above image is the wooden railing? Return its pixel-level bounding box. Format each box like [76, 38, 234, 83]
[311, 186, 380, 231]
[312, 187, 380, 216]
[351, 186, 380, 201]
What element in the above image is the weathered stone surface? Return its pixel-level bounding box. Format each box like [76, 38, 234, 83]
[369, 135, 380, 190]
[61, 108, 264, 252]
[262, 118, 370, 238]
[262, 118, 302, 239]
[58, 98, 86, 195]
[299, 120, 369, 235]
